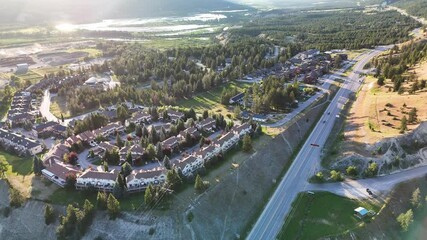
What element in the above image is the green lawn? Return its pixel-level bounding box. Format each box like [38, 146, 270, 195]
[177, 81, 251, 115]
[0, 150, 33, 176]
[278, 192, 379, 240]
[15, 70, 43, 85]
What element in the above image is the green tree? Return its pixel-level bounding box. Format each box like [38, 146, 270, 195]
[121, 162, 132, 177]
[202, 110, 209, 119]
[233, 106, 242, 119]
[103, 161, 109, 172]
[397, 209, 413, 232]
[242, 134, 252, 152]
[107, 193, 121, 219]
[135, 125, 143, 138]
[400, 116, 408, 133]
[65, 172, 77, 189]
[96, 192, 107, 210]
[163, 155, 171, 170]
[144, 185, 154, 206]
[377, 75, 385, 86]
[146, 144, 156, 161]
[126, 151, 133, 165]
[0, 158, 7, 178]
[116, 133, 124, 148]
[411, 188, 421, 208]
[194, 174, 208, 192]
[330, 170, 344, 181]
[315, 172, 324, 182]
[346, 166, 358, 177]
[166, 168, 182, 190]
[408, 108, 417, 123]
[366, 162, 378, 177]
[44, 204, 55, 225]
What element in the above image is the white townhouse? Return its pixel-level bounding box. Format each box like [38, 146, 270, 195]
[174, 155, 204, 178]
[193, 145, 220, 163]
[126, 168, 166, 192]
[0, 128, 43, 155]
[76, 169, 119, 192]
[213, 131, 239, 152]
[42, 162, 79, 188]
[231, 123, 253, 138]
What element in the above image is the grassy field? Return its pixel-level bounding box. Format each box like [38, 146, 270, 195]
[278, 192, 380, 240]
[66, 48, 102, 58]
[50, 95, 71, 118]
[15, 70, 43, 85]
[176, 81, 251, 117]
[0, 150, 34, 198]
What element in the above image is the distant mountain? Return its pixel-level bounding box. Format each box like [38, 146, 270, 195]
[0, 0, 250, 24]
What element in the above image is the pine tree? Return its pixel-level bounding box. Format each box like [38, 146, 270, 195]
[107, 193, 121, 219]
[116, 133, 124, 148]
[44, 204, 55, 225]
[408, 108, 417, 123]
[32, 156, 44, 176]
[400, 116, 408, 133]
[121, 162, 132, 177]
[166, 168, 182, 190]
[96, 192, 107, 210]
[156, 142, 164, 160]
[203, 110, 209, 119]
[242, 134, 252, 152]
[163, 155, 171, 170]
[126, 151, 133, 165]
[146, 144, 156, 161]
[194, 174, 207, 192]
[142, 126, 149, 138]
[135, 125, 143, 138]
[144, 185, 154, 206]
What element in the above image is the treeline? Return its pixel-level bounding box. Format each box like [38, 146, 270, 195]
[374, 41, 427, 92]
[393, 0, 427, 19]
[251, 77, 301, 113]
[232, 10, 420, 50]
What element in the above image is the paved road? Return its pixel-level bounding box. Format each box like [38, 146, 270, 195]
[307, 165, 427, 199]
[40, 89, 104, 125]
[247, 46, 391, 240]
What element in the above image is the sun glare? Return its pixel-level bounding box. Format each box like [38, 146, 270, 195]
[55, 23, 76, 32]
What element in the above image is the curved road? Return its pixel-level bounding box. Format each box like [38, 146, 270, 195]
[307, 165, 427, 200]
[40, 89, 100, 125]
[247, 46, 392, 240]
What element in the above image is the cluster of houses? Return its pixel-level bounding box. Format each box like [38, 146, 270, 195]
[6, 91, 39, 128]
[41, 108, 253, 193]
[0, 128, 43, 155]
[288, 49, 333, 84]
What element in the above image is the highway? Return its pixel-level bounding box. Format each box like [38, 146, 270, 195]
[247, 46, 391, 240]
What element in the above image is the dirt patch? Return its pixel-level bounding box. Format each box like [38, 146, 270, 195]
[341, 75, 427, 158]
[0, 55, 35, 67]
[37, 51, 89, 66]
